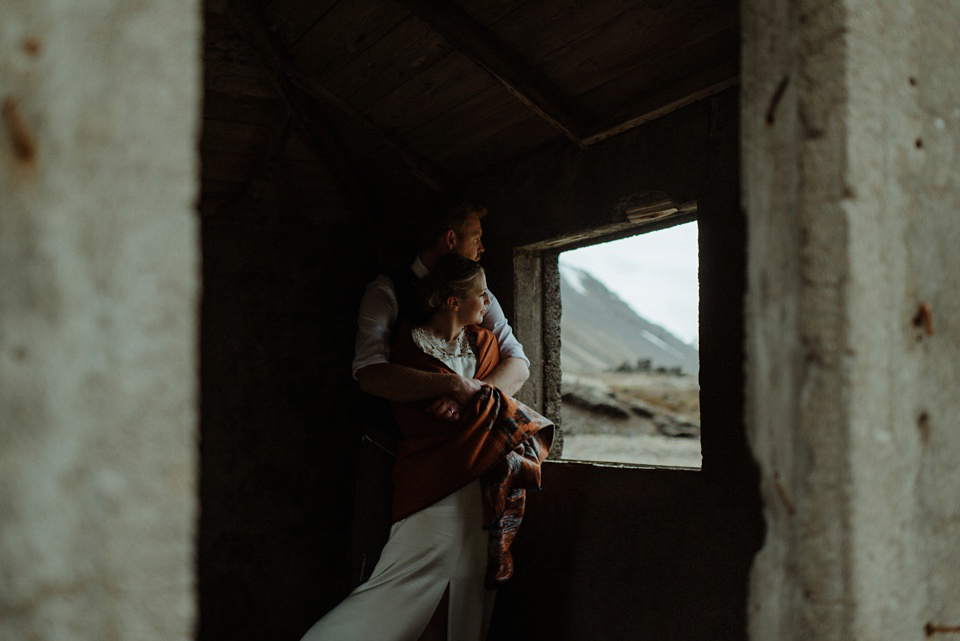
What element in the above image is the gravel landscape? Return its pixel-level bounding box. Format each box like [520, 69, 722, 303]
[560, 370, 701, 468]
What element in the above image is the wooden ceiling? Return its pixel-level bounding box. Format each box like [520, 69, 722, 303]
[201, 0, 739, 220]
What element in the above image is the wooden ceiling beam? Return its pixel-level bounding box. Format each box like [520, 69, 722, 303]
[583, 79, 740, 146]
[582, 64, 739, 146]
[226, 0, 449, 203]
[394, 0, 590, 148]
[227, 0, 379, 216]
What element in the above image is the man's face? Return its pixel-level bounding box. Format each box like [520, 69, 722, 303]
[450, 214, 484, 260]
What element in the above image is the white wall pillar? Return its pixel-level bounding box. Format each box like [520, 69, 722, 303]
[744, 0, 960, 638]
[0, 1, 201, 639]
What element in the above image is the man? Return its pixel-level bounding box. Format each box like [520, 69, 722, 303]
[352, 201, 529, 420]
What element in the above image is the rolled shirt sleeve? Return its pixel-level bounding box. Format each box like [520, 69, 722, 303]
[479, 291, 529, 366]
[351, 275, 398, 378]
[352, 266, 530, 380]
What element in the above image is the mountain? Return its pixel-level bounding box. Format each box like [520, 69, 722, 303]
[559, 264, 699, 374]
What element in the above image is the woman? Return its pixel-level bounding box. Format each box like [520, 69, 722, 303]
[300, 256, 554, 641]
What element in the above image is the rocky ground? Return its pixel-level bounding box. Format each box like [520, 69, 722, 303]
[559, 370, 701, 468]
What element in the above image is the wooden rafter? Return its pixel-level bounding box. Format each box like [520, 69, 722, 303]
[226, 0, 449, 201]
[394, 0, 591, 148]
[583, 75, 740, 146]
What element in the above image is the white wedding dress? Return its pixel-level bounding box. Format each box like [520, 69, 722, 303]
[299, 327, 494, 641]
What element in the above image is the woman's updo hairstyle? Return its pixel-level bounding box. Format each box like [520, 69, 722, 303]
[413, 255, 483, 325]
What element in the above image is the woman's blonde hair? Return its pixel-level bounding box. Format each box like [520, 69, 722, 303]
[414, 255, 483, 325]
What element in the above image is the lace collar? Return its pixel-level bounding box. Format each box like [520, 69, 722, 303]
[411, 326, 476, 362]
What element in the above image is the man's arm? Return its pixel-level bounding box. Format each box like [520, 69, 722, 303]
[353, 274, 482, 421]
[356, 363, 482, 404]
[479, 291, 530, 395]
[480, 357, 529, 397]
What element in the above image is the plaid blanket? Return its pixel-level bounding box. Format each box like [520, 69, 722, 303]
[390, 323, 554, 587]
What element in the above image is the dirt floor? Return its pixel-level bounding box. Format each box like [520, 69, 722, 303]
[559, 371, 702, 469]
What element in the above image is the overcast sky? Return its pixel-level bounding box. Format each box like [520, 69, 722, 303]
[558, 221, 699, 346]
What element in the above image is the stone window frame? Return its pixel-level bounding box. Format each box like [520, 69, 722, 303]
[513, 206, 698, 463]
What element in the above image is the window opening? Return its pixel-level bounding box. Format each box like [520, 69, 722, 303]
[557, 221, 701, 468]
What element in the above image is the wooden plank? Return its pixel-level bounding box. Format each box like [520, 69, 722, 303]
[205, 59, 272, 83]
[261, 0, 340, 51]
[200, 119, 321, 162]
[580, 27, 740, 145]
[201, 179, 246, 197]
[349, 149, 440, 206]
[201, 149, 347, 195]
[201, 181, 352, 204]
[200, 119, 287, 156]
[583, 74, 739, 145]
[312, 118, 386, 169]
[456, 0, 527, 26]
[359, 51, 496, 133]
[287, 0, 408, 80]
[282, 129, 335, 162]
[386, 83, 548, 172]
[485, 0, 637, 65]
[359, 84, 535, 181]
[202, 150, 263, 183]
[228, 0, 387, 212]
[199, 182, 348, 207]
[204, 0, 231, 15]
[344, 21, 453, 110]
[322, 14, 436, 106]
[204, 12, 261, 66]
[581, 21, 740, 113]
[581, 23, 740, 117]
[205, 60, 276, 98]
[229, 0, 450, 202]
[342, 0, 527, 110]
[537, 0, 737, 97]
[280, 157, 341, 181]
[287, 63, 453, 192]
[203, 91, 287, 126]
[199, 187, 357, 227]
[394, 0, 590, 145]
[439, 112, 560, 178]
[231, 0, 449, 194]
[428, 90, 559, 164]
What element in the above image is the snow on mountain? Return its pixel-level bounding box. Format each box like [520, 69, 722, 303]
[559, 265, 699, 374]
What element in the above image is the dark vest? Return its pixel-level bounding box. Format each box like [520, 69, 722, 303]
[352, 265, 420, 587]
[386, 265, 419, 332]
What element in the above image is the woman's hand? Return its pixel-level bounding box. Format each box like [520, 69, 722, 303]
[427, 395, 462, 421]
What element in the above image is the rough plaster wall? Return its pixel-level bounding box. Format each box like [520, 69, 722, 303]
[744, 0, 960, 638]
[0, 1, 200, 639]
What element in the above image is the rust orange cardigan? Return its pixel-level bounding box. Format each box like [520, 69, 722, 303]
[390, 323, 554, 586]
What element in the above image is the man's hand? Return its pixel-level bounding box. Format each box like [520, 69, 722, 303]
[448, 374, 483, 404]
[427, 375, 483, 421]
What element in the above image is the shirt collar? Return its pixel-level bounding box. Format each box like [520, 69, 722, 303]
[411, 255, 430, 279]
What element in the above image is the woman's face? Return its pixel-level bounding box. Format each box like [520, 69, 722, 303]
[456, 270, 489, 325]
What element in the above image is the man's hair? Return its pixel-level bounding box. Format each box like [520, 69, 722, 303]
[413, 255, 483, 325]
[419, 199, 488, 247]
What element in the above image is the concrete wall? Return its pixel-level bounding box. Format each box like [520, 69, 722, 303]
[743, 0, 960, 638]
[0, 1, 201, 640]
